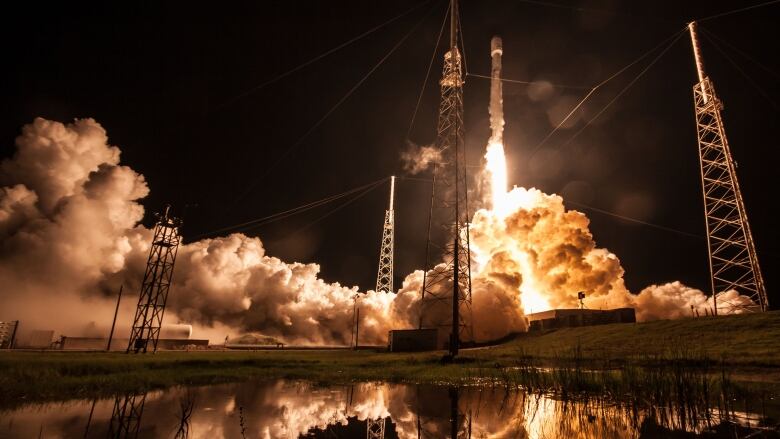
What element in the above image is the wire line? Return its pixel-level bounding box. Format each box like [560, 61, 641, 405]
[231, 3, 436, 205]
[465, 73, 590, 90]
[700, 27, 779, 80]
[408, 0, 449, 139]
[194, 177, 389, 239]
[290, 179, 388, 235]
[214, 0, 434, 110]
[566, 200, 703, 239]
[696, 0, 780, 22]
[700, 28, 779, 109]
[528, 27, 686, 155]
[560, 29, 686, 149]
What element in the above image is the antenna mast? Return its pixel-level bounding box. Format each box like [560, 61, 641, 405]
[419, 0, 473, 357]
[688, 22, 767, 313]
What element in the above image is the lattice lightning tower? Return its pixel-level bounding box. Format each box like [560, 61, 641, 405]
[688, 22, 767, 313]
[419, 0, 473, 357]
[367, 417, 386, 439]
[376, 176, 395, 293]
[108, 393, 147, 438]
[127, 205, 182, 353]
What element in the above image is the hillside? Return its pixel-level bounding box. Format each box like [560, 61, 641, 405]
[474, 310, 780, 367]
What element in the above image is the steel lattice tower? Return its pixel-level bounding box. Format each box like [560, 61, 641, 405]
[376, 176, 395, 293]
[107, 393, 147, 438]
[419, 0, 473, 357]
[688, 22, 767, 313]
[127, 206, 182, 353]
[367, 418, 386, 439]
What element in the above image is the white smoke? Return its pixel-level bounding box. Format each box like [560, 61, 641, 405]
[400, 141, 441, 175]
[0, 118, 754, 347]
[0, 118, 400, 344]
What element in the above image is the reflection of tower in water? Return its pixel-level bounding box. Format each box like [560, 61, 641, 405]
[107, 393, 147, 439]
[415, 386, 471, 439]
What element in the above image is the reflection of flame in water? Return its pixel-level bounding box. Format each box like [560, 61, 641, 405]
[0, 380, 773, 438]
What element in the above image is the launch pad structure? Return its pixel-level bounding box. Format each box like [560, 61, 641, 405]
[418, 0, 473, 357]
[127, 206, 183, 353]
[688, 22, 767, 313]
[375, 176, 396, 294]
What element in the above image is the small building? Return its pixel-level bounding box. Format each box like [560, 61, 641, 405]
[388, 328, 439, 352]
[526, 308, 635, 332]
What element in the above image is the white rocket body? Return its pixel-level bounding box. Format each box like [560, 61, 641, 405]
[489, 36, 504, 143]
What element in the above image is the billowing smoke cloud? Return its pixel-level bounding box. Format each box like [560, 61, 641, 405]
[0, 118, 411, 344]
[400, 141, 441, 175]
[0, 118, 752, 347]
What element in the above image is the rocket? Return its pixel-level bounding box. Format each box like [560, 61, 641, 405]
[489, 36, 504, 143]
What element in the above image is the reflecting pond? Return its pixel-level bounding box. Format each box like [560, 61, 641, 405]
[1, 380, 778, 438]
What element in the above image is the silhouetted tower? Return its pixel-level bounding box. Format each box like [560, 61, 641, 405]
[367, 417, 386, 439]
[107, 393, 147, 439]
[688, 22, 767, 313]
[419, 0, 473, 357]
[127, 205, 182, 353]
[376, 176, 395, 293]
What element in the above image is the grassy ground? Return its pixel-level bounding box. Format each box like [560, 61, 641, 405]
[480, 310, 780, 368]
[2, 311, 780, 407]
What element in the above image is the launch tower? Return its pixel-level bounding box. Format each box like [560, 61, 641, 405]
[375, 176, 395, 293]
[127, 206, 182, 353]
[688, 22, 767, 313]
[419, 0, 473, 357]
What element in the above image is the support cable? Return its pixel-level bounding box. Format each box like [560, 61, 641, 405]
[529, 28, 687, 155]
[559, 29, 686, 149]
[512, 0, 677, 25]
[565, 200, 704, 239]
[456, 1, 468, 75]
[696, 0, 780, 22]
[231, 3, 436, 206]
[700, 28, 779, 109]
[465, 73, 590, 90]
[699, 28, 779, 80]
[408, 1, 449, 139]
[289, 179, 388, 235]
[398, 176, 700, 238]
[214, 0, 434, 110]
[400, 176, 701, 239]
[194, 177, 388, 239]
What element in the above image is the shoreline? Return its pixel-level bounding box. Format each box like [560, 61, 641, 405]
[3, 311, 780, 409]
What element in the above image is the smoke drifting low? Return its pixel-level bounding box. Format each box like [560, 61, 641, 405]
[0, 118, 746, 346]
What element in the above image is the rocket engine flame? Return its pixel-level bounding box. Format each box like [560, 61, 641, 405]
[485, 140, 509, 214]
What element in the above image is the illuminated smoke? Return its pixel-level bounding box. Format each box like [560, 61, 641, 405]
[0, 118, 754, 346]
[400, 141, 441, 175]
[0, 118, 395, 344]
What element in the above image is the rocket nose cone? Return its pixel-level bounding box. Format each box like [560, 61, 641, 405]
[491, 36, 503, 56]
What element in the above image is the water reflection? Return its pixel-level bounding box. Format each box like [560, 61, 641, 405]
[1, 380, 777, 438]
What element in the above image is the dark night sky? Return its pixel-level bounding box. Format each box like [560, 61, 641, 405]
[1, 1, 778, 304]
